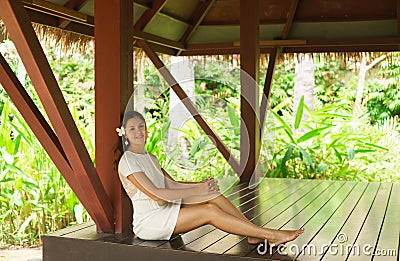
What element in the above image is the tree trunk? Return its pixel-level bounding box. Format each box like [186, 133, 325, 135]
[354, 52, 389, 117]
[293, 53, 314, 124]
[169, 56, 195, 167]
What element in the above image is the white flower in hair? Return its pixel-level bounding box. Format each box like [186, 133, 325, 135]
[116, 126, 125, 136]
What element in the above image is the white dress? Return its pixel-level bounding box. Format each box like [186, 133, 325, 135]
[118, 151, 181, 240]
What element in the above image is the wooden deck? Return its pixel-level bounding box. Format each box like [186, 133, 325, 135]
[42, 178, 399, 261]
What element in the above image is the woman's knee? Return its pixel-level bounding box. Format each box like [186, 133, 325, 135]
[207, 193, 225, 205]
[204, 202, 222, 219]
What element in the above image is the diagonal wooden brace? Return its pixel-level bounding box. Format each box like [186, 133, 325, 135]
[137, 39, 241, 175]
[0, 53, 94, 215]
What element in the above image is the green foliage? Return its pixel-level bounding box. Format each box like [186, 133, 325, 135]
[269, 100, 399, 182]
[365, 53, 400, 123]
[260, 60, 294, 108]
[0, 40, 92, 246]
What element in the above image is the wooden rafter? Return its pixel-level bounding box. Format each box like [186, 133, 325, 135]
[176, 0, 216, 55]
[260, 0, 298, 135]
[59, 0, 90, 28]
[183, 37, 400, 54]
[0, 53, 97, 216]
[397, 0, 400, 36]
[21, 3, 182, 53]
[281, 0, 299, 40]
[22, 0, 87, 22]
[137, 39, 241, 174]
[134, 0, 190, 26]
[133, 29, 185, 50]
[134, 0, 166, 30]
[0, 0, 114, 232]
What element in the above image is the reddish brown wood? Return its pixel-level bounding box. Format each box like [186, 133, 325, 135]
[281, 0, 299, 39]
[137, 39, 241, 174]
[94, 0, 134, 233]
[133, 29, 185, 50]
[203, 0, 396, 25]
[59, 0, 90, 28]
[134, 0, 166, 30]
[260, 47, 279, 133]
[0, 0, 114, 232]
[239, 0, 260, 181]
[183, 37, 400, 54]
[0, 53, 97, 215]
[260, 0, 296, 138]
[397, 0, 400, 36]
[134, 0, 190, 26]
[176, 0, 216, 55]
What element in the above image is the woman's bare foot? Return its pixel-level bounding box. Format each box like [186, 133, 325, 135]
[267, 228, 304, 246]
[248, 237, 264, 244]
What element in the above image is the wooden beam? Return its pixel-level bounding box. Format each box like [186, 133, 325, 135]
[260, 0, 296, 138]
[59, 0, 90, 28]
[176, 0, 216, 55]
[23, 6, 181, 53]
[281, 0, 299, 39]
[134, 0, 166, 30]
[22, 0, 87, 22]
[134, 0, 191, 26]
[137, 39, 241, 174]
[185, 37, 400, 52]
[397, 0, 400, 36]
[239, 0, 260, 181]
[133, 29, 185, 50]
[134, 41, 177, 55]
[0, 0, 114, 232]
[260, 47, 279, 133]
[285, 45, 400, 53]
[0, 53, 95, 215]
[94, 0, 134, 234]
[234, 39, 307, 47]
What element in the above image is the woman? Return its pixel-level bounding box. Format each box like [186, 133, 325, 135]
[116, 111, 304, 245]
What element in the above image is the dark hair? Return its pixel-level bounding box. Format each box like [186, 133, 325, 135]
[113, 111, 146, 170]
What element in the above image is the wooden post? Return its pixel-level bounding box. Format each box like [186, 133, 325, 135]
[94, 0, 134, 233]
[240, 0, 260, 181]
[0, 0, 114, 232]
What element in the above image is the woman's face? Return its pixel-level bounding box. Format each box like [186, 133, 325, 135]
[124, 116, 147, 147]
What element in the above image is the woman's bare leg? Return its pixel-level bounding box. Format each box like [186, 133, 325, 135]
[183, 193, 265, 244]
[206, 194, 265, 244]
[173, 203, 304, 246]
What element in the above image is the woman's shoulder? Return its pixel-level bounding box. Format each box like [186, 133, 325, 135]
[120, 151, 157, 164]
[118, 151, 144, 176]
[147, 152, 158, 160]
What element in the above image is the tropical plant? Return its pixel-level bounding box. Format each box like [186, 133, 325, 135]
[268, 97, 399, 182]
[0, 40, 93, 246]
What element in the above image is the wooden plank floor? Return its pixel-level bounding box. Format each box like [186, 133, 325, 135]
[42, 179, 399, 261]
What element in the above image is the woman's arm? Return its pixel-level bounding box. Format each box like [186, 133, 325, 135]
[127, 171, 218, 201]
[161, 168, 213, 189]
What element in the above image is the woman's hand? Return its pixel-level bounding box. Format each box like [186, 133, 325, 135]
[195, 178, 220, 195]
